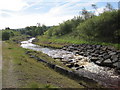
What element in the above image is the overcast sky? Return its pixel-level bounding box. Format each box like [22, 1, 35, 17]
[0, 0, 119, 29]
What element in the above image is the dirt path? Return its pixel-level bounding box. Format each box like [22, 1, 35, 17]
[2, 43, 18, 88]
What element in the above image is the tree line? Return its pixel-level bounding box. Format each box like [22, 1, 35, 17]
[19, 25, 50, 37]
[2, 3, 119, 44]
[44, 3, 119, 43]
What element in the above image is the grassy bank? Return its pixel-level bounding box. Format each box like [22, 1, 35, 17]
[2, 39, 85, 88]
[35, 35, 120, 49]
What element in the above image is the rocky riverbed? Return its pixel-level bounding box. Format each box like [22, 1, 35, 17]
[21, 38, 120, 88]
[48, 49, 120, 87]
[62, 44, 120, 73]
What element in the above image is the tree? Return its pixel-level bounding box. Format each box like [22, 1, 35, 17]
[2, 31, 10, 40]
[105, 3, 113, 11]
[5, 27, 10, 30]
[91, 4, 99, 14]
[81, 8, 93, 20]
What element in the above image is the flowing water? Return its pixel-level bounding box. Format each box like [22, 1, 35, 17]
[21, 38, 120, 87]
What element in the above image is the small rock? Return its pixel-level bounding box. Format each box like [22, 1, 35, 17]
[25, 51, 31, 54]
[111, 55, 118, 60]
[99, 51, 105, 54]
[113, 62, 120, 68]
[96, 45, 101, 49]
[62, 47, 67, 50]
[73, 50, 79, 55]
[102, 47, 108, 51]
[111, 57, 119, 63]
[30, 55, 35, 58]
[76, 66, 84, 70]
[94, 50, 100, 54]
[91, 53, 99, 57]
[74, 64, 79, 67]
[79, 52, 84, 55]
[109, 52, 117, 56]
[80, 66, 84, 68]
[68, 59, 73, 63]
[103, 59, 112, 63]
[75, 55, 83, 60]
[90, 57, 98, 62]
[95, 60, 103, 65]
[66, 63, 74, 68]
[104, 55, 111, 59]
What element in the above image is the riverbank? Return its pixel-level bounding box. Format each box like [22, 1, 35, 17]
[3, 35, 119, 88]
[20, 37, 103, 88]
[33, 36, 120, 88]
[34, 36, 120, 72]
[2, 38, 86, 88]
[34, 36, 120, 49]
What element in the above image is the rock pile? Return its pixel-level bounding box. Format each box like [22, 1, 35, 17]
[62, 44, 120, 73]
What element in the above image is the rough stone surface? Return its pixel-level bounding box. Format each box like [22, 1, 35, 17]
[62, 44, 120, 70]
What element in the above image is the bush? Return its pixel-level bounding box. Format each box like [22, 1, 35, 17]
[76, 10, 119, 43]
[2, 31, 10, 40]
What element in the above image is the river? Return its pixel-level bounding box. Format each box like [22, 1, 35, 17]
[21, 38, 120, 88]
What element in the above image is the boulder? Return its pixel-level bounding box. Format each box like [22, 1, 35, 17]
[76, 66, 84, 70]
[90, 57, 99, 62]
[37, 58, 47, 63]
[47, 63, 55, 69]
[111, 55, 118, 61]
[101, 47, 108, 51]
[79, 52, 84, 55]
[109, 52, 117, 56]
[111, 57, 119, 63]
[73, 50, 79, 55]
[95, 60, 103, 65]
[62, 47, 67, 50]
[55, 65, 68, 75]
[53, 57, 63, 60]
[74, 64, 79, 67]
[99, 51, 105, 54]
[91, 53, 99, 57]
[68, 46, 74, 49]
[103, 55, 111, 59]
[94, 50, 100, 54]
[63, 44, 120, 69]
[96, 45, 102, 49]
[29, 55, 35, 58]
[25, 51, 31, 54]
[113, 62, 120, 69]
[66, 63, 74, 68]
[103, 59, 112, 64]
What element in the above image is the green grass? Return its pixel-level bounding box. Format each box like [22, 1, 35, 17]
[2, 34, 103, 88]
[35, 35, 120, 49]
[2, 41, 85, 88]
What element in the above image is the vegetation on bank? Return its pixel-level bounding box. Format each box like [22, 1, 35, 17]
[2, 2, 119, 88]
[44, 10, 119, 43]
[17, 24, 50, 37]
[1, 30, 15, 40]
[2, 3, 119, 49]
[34, 4, 119, 49]
[3, 37, 85, 88]
[2, 28, 102, 88]
[35, 35, 120, 49]
[9, 3, 118, 49]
